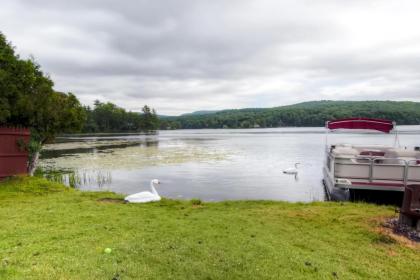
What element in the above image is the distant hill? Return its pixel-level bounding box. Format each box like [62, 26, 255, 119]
[181, 110, 220, 116]
[159, 100, 420, 129]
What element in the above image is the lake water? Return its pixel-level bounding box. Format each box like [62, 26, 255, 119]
[39, 126, 420, 202]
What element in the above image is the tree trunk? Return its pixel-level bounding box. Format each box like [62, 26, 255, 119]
[28, 150, 40, 176]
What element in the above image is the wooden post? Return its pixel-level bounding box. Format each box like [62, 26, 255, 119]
[398, 213, 414, 227]
[399, 185, 420, 230]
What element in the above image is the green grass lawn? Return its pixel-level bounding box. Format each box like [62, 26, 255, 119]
[0, 177, 418, 279]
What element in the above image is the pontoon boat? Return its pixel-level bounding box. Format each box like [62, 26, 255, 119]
[323, 118, 420, 201]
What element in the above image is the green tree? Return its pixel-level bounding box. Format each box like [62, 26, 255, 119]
[140, 105, 159, 131]
[82, 101, 159, 133]
[0, 32, 86, 174]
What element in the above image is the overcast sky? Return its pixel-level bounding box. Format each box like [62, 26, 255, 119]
[1, 0, 420, 115]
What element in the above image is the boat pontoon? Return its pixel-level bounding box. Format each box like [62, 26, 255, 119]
[323, 118, 420, 201]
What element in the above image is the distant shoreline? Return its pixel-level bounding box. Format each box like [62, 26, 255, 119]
[57, 125, 420, 137]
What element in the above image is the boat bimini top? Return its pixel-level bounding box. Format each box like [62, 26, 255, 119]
[325, 117, 399, 147]
[326, 118, 395, 133]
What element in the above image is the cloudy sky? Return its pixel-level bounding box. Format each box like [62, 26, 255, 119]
[1, 0, 420, 115]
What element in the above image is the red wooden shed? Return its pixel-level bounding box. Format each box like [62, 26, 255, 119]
[0, 127, 30, 179]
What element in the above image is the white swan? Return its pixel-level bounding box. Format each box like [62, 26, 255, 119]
[125, 179, 161, 203]
[283, 163, 300, 174]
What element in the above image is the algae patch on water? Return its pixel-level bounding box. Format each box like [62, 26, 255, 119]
[39, 140, 229, 171]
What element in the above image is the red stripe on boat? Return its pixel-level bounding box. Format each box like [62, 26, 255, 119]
[350, 181, 404, 187]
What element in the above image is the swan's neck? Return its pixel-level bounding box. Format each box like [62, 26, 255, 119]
[150, 182, 159, 196]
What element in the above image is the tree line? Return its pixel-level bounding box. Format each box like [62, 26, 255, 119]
[83, 101, 159, 133]
[159, 100, 420, 129]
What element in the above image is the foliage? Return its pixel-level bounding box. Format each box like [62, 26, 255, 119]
[0, 32, 86, 173]
[0, 177, 419, 279]
[83, 101, 159, 133]
[140, 105, 160, 131]
[160, 100, 420, 129]
[0, 33, 86, 142]
[190, 198, 202, 206]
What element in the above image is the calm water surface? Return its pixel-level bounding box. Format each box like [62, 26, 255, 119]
[40, 126, 420, 202]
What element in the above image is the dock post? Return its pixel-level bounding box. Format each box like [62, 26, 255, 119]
[399, 185, 420, 231]
[398, 213, 414, 227]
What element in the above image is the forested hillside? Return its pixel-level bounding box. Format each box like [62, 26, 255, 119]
[159, 101, 420, 129]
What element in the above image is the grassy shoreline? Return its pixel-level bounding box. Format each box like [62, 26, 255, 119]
[0, 177, 419, 279]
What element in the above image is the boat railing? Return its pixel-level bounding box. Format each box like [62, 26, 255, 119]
[332, 154, 420, 186]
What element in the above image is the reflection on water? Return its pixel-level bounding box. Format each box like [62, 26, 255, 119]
[39, 126, 420, 202]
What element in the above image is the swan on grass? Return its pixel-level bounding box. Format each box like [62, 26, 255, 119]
[125, 179, 161, 203]
[283, 163, 300, 174]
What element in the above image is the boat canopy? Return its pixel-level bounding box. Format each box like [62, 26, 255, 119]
[326, 118, 395, 133]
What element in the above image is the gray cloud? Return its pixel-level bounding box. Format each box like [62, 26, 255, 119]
[1, 0, 420, 115]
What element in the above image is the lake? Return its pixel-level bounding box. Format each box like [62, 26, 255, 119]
[39, 126, 420, 202]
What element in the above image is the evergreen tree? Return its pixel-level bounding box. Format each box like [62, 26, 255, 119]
[0, 32, 86, 174]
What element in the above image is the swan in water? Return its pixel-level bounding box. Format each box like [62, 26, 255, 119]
[125, 179, 161, 203]
[283, 163, 300, 174]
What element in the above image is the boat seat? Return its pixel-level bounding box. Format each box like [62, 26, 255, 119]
[387, 150, 420, 158]
[360, 150, 385, 157]
[332, 147, 359, 156]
